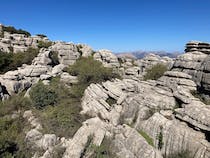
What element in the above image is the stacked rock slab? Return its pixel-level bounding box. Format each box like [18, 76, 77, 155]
[0, 26, 50, 53]
[93, 49, 120, 68]
[173, 41, 210, 92]
[51, 42, 81, 66]
[185, 41, 210, 54]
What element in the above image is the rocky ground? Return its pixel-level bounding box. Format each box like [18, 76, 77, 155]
[0, 25, 209, 158]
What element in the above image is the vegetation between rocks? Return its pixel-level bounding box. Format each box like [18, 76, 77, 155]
[36, 34, 47, 38]
[81, 136, 116, 158]
[0, 48, 40, 73]
[30, 77, 88, 138]
[37, 41, 52, 48]
[66, 56, 120, 98]
[138, 130, 154, 146]
[0, 93, 32, 158]
[2, 25, 31, 37]
[144, 63, 168, 80]
[191, 90, 210, 105]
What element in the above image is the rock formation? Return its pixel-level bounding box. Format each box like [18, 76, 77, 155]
[173, 41, 210, 93]
[0, 25, 50, 53]
[0, 25, 209, 158]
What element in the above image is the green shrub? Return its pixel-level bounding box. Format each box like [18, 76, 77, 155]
[40, 101, 85, 137]
[0, 93, 31, 117]
[144, 64, 168, 80]
[67, 57, 120, 98]
[0, 48, 39, 73]
[38, 41, 52, 48]
[70, 84, 89, 99]
[0, 116, 32, 158]
[30, 82, 58, 109]
[2, 26, 31, 37]
[157, 126, 164, 149]
[139, 130, 154, 146]
[49, 51, 59, 66]
[32, 78, 88, 137]
[0, 31, 3, 38]
[0, 52, 13, 73]
[36, 34, 47, 38]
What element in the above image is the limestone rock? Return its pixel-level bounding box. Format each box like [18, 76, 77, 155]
[112, 125, 163, 158]
[138, 113, 210, 158]
[93, 49, 120, 68]
[60, 72, 78, 84]
[77, 44, 93, 57]
[63, 117, 107, 158]
[51, 64, 65, 76]
[175, 101, 210, 131]
[51, 42, 80, 66]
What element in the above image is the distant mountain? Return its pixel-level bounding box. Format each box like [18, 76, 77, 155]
[116, 51, 183, 59]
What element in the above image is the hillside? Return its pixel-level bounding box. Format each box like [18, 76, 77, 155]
[0, 25, 209, 158]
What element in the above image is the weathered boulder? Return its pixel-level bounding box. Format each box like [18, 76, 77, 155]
[77, 44, 93, 57]
[112, 125, 163, 158]
[93, 49, 120, 68]
[138, 113, 210, 158]
[60, 72, 78, 84]
[175, 100, 210, 131]
[63, 117, 107, 158]
[51, 42, 80, 66]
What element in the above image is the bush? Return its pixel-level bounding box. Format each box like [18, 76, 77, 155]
[0, 48, 39, 74]
[37, 41, 52, 48]
[30, 82, 58, 109]
[0, 52, 13, 73]
[0, 93, 31, 117]
[0, 91, 33, 157]
[32, 78, 88, 137]
[49, 51, 59, 66]
[144, 64, 168, 80]
[40, 101, 85, 138]
[67, 57, 120, 98]
[36, 34, 47, 38]
[2, 26, 31, 37]
[139, 130, 154, 146]
[0, 116, 32, 157]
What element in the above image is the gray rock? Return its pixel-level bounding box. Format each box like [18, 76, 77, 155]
[138, 113, 210, 158]
[60, 72, 78, 84]
[51, 42, 80, 66]
[93, 49, 120, 68]
[38, 134, 58, 150]
[175, 101, 210, 131]
[112, 125, 163, 158]
[77, 44, 93, 57]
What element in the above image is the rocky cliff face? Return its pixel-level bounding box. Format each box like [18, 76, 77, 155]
[0, 25, 209, 158]
[173, 41, 210, 93]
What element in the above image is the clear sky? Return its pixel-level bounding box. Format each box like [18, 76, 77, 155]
[0, 0, 210, 52]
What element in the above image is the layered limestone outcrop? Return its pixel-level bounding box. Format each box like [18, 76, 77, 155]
[93, 49, 120, 68]
[0, 25, 50, 53]
[0, 27, 209, 158]
[173, 41, 210, 92]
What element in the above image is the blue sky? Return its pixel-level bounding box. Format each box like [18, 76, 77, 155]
[0, 0, 210, 52]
